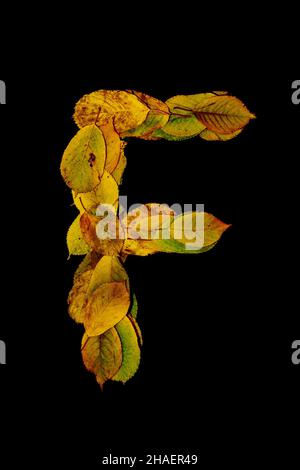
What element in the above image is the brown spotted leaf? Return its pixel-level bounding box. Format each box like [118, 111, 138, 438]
[74, 90, 149, 134]
[80, 212, 124, 256]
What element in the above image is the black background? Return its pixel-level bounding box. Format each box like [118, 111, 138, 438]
[0, 68, 299, 467]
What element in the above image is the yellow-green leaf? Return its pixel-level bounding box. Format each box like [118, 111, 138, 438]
[67, 214, 90, 256]
[154, 112, 204, 139]
[166, 93, 255, 137]
[122, 91, 170, 139]
[81, 329, 122, 389]
[72, 170, 119, 214]
[60, 125, 106, 193]
[112, 316, 141, 383]
[73, 90, 149, 134]
[84, 281, 130, 336]
[130, 293, 138, 319]
[122, 212, 230, 256]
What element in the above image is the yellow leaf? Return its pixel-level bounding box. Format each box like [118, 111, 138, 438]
[73, 90, 149, 134]
[81, 329, 122, 389]
[121, 203, 176, 240]
[166, 93, 255, 137]
[87, 255, 129, 296]
[121, 91, 170, 139]
[84, 281, 130, 336]
[112, 316, 141, 383]
[66, 214, 90, 256]
[60, 125, 106, 193]
[72, 170, 119, 214]
[122, 212, 230, 255]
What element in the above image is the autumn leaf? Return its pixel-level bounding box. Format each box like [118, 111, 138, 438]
[199, 128, 242, 141]
[68, 252, 101, 323]
[120, 203, 176, 240]
[87, 255, 129, 296]
[112, 315, 141, 383]
[80, 212, 124, 256]
[60, 89, 250, 390]
[121, 91, 170, 139]
[84, 281, 130, 337]
[67, 214, 90, 256]
[81, 329, 122, 389]
[72, 170, 119, 214]
[167, 92, 255, 138]
[153, 112, 204, 140]
[73, 90, 149, 134]
[60, 125, 106, 193]
[122, 211, 230, 256]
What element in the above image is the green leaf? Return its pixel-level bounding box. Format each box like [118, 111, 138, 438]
[112, 316, 141, 383]
[130, 293, 138, 319]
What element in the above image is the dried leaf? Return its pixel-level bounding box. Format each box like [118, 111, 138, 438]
[80, 212, 124, 256]
[112, 316, 141, 383]
[74, 90, 149, 134]
[121, 91, 169, 139]
[84, 281, 130, 337]
[81, 329, 122, 389]
[68, 253, 101, 323]
[67, 214, 90, 256]
[60, 125, 106, 193]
